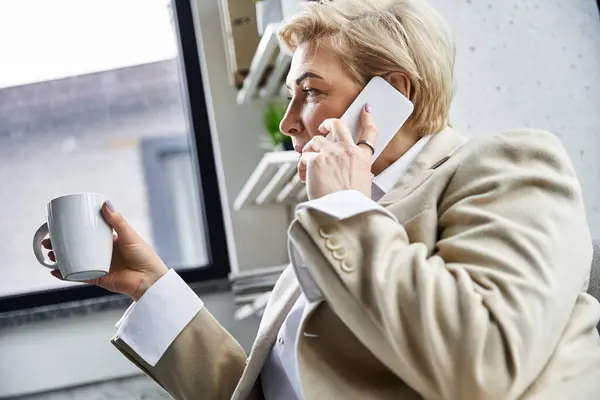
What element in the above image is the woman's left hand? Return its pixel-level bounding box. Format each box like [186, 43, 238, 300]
[299, 105, 378, 200]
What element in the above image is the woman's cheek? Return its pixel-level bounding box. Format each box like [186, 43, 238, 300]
[301, 102, 329, 138]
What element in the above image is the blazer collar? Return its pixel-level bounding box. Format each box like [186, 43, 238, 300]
[378, 128, 468, 206]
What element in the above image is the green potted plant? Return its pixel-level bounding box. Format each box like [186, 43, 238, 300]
[261, 101, 293, 151]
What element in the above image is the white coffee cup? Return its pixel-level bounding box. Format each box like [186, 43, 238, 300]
[32, 193, 113, 281]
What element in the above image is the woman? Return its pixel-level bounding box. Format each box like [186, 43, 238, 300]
[48, 0, 600, 399]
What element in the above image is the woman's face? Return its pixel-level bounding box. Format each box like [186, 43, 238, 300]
[281, 42, 363, 153]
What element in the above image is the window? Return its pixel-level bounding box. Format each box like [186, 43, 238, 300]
[0, 0, 230, 311]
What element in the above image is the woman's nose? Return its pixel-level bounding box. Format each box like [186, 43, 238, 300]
[280, 107, 302, 137]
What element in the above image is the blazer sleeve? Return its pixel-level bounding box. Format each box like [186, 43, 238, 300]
[111, 307, 248, 400]
[288, 130, 593, 400]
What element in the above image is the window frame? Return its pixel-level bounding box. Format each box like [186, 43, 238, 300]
[0, 0, 231, 312]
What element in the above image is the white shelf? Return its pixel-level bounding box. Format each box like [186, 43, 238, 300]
[236, 23, 291, 105]
[234, 150, 306, 210]
[230, 264, 287, 321]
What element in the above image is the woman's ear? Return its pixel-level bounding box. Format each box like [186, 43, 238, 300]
[385, 72, 411, 99]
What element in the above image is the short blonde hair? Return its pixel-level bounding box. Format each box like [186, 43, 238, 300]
[278, 0, 455, 136]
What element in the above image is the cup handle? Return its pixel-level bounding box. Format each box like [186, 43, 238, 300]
[33, 222, 56, 269]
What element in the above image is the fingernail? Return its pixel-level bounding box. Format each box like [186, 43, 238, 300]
[364, 104, 372, 113]
[105, 200, 115, 212]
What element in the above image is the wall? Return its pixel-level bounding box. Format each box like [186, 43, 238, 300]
[433, 0, 600, 237]
[196, 0, 600, 264]
[190, 0, 289, 275]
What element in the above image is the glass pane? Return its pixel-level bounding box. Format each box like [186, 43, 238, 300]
[163, 151, 209, 267]
[0, 0, 209, 297]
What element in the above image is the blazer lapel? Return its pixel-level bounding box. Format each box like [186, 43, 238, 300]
[232, 268, 301, 399]
[378, 128, 468, 206]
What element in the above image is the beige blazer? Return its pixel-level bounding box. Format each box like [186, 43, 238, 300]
[112, 128, 600, 400]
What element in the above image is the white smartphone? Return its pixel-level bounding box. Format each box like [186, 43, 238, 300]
[340, 76, 414, 163]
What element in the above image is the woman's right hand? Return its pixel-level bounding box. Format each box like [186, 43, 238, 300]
[44, 201, 169, 301]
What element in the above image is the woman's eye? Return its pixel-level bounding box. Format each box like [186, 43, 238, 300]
[303, 88, 320, 98]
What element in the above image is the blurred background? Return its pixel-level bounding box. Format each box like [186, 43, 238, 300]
[0, 0, 599, 398]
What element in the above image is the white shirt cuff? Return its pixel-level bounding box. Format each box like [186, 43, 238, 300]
[296, 190, 397, 221]
[115, 269, 204, 367]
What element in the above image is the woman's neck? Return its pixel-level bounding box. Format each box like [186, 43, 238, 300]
[371, 126, 421, 176]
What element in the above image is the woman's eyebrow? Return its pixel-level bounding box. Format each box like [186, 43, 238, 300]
[286, 72, 325, 89]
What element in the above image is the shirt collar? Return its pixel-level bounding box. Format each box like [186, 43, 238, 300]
[372, 135, 432, 195]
